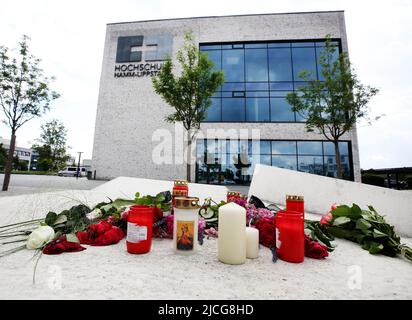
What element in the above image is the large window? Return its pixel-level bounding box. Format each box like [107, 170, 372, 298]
[200, 40, 340, 122]
[196, 139, 352, 185]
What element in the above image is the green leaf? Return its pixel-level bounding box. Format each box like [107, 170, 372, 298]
[135, 192, 140, 199]
[331, 205, 351, 217]
[111, 199, 135, 209]
[372, 229, 388, 238]
[45, 212, 57, 226]
[53, 214, 67, 226]
[350, 204, 362, 218]
[155, 192, 165, 203]
[369, 243, 384, 254]
[356, 218, 372, 230]
[333, 216, 351, 226]
[328, 226, 354, 239]
[66, 233, 79, 243]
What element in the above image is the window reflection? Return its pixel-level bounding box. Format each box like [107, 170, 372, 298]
[246, 98, 270, 122]
[272, 141, 296, 154]
[298, 155, 324, 175]
[268, 48, 292, 81]
[292, 47, 317, 80]
[222, 98, 245, 121]
[205, 98, 221, 121]
[297, 141, 323, 155]
[245, 49, 268, 82]
[272, 155, 298, 170]
[270, 98, 295, 122]
[201, 40, 341, 123]
[196, 139, 352, 185]
[222, 49, 244, 82]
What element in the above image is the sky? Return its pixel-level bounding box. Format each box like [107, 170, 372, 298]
[0, 0, 411, 169]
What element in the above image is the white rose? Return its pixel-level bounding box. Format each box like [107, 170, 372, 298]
[26, 226, 55, 250]
[86, 208, 102, 220]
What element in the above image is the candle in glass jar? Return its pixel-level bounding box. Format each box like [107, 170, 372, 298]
[285, 195, 304, 216]
[246, 227, 259, 259]
[126, 205, 154, 254]
[172, 180, 188, 207]
[173, 197, 199, 254]
[275, 210, 304, 263]
[226, 191, 241, 203]
[218, 202, 246, 265]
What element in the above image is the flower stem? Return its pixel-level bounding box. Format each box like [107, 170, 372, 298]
[0, 219, 44, 230]
[0, 244, 26, 258]
[0, 231, 32, 238]
[0, 222, 41, 234]
[0, 238, 28, 245]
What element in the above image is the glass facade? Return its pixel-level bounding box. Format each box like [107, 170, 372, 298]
[200, 40, 340, 122]
[196, 139, 352, 185]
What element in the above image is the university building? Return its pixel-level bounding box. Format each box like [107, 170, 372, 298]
[92, 11, 361, 184]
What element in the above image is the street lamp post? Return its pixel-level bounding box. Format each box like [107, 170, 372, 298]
[76, 151, 83, 179]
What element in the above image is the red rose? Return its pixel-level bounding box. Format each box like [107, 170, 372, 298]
[43, 235, 86, 255]
[164, 214, 174, 238]
[305, 235, 329, 259]
[91, 226, 124, 246]
[76, 221, 125, 246]
[255, 217, 276, 248]
[153, 207, 163, 222]
[88, 220, 112, 237]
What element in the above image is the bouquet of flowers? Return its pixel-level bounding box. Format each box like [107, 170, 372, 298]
[317, 203, 412, 262]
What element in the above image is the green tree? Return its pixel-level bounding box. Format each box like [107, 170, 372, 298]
[152, 31, 224, 182]
[32, 119, 70, 171]
[286, 36, 379, 179]
[0, 143, 7, 168]
[12, 155, 28, 171]
[0, 35, 59, 190]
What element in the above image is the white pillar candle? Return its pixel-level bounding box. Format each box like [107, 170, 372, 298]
[218, 202, 246, 265]
[246, 227, 259, 259]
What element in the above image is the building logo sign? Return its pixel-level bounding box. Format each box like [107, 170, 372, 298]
[114, 35, 172, 78]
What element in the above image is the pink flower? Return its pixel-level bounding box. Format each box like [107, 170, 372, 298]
[198, 218, 206, 235]
[234, 198, 248, 208]
[320, 203, 339, 226]
[320, 212, 333, 226]
[246, 204, 275, 226]
[204, 227, 218, 238]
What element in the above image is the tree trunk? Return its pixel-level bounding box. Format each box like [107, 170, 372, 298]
[333, 140, 343, 179]
[2, 131, 16, 191]
[186, 130, 192, 182]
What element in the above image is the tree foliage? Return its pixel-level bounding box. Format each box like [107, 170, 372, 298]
[0, 144, 7, 167]
[152, 31, 224, 181]
[0, 35, 59, 190]
[32, 119, 70, 171]
[152, 31, 224, 132]
[0, 35, 59, 132]
[286, 36, 379, 178]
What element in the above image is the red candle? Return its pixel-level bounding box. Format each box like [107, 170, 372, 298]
[126, 205, 153, 254]
[285, 195, 304, 216]
[172, 180, 188, 207]
[275, 210, 304, 263]
[226, 191, 241, 203]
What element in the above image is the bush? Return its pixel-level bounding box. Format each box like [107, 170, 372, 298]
[362, 174, 385, 187]
[406, 176, 412, 190]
